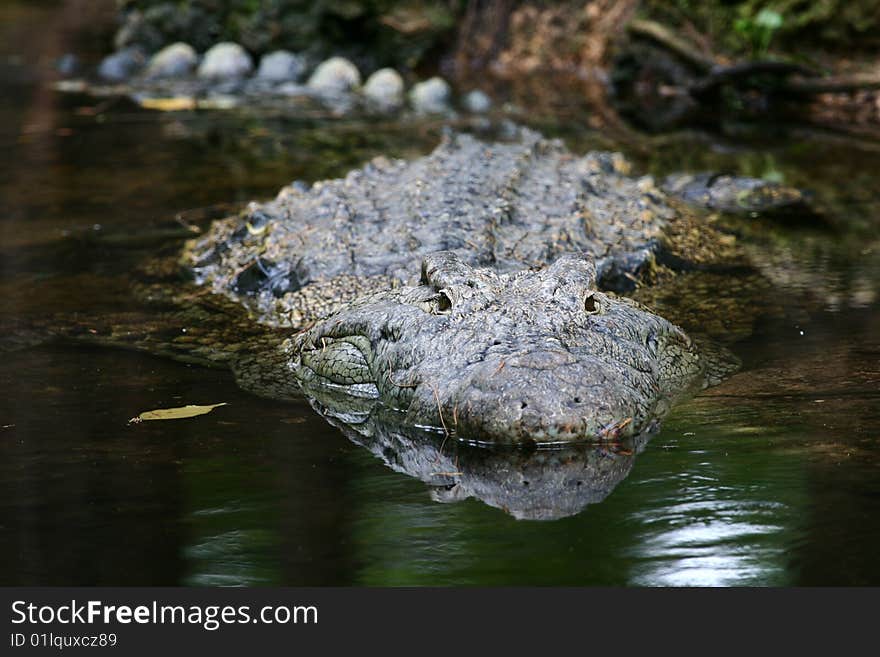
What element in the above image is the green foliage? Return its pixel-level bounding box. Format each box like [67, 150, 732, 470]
[734, 8, 784, 58]
[642, 0, 880, 56]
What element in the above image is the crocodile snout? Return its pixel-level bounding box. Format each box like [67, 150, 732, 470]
[289, 252, 708, 444]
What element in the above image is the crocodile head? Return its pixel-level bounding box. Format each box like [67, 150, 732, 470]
[288, 252, 721, 444]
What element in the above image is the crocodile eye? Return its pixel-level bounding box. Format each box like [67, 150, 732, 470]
[415, 290, 454, 315]
[300, 337, 373, 385]
[584, 293, 598, 313]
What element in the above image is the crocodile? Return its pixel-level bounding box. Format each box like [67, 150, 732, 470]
[661, 172, 813, 217]
[162, 126, 747, 444]
[306, 384, 649, 520]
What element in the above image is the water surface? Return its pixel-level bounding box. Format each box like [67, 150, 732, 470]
[1, 1, 878, 586]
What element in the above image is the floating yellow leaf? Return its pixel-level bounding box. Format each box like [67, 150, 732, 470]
[139, 97, 197, 112]
[129, 403, 227, 424]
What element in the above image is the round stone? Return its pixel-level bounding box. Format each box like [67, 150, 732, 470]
[57, 53, 80, 77]
[306, 57, 361, 94]
[257, 50, 307, 82]
[362, 68, 405, 111]
[198, 42, 254, 80]
[146, 42, 197, 79]
[463, 89, 492, 114]
[409, 77, 452, 114]
[98, 48, 145, 81]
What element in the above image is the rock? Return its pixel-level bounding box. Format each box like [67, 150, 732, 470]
[209, 80, 246, 96]
[409, 77, 452, 114]
[276, 82, 308, 97]
[257, 50, 307, 82]
[98, 48, 145, 82]
[115, 4, 221, 53]
[306, 57, 361, 94]
[56, 53, 80, 77]
[462, 89, 491, 114]
[362, 68, 404, 111]
[198, 42, 254, 80]
[114, 9, 164, 54]
[146, 42, 198, 78]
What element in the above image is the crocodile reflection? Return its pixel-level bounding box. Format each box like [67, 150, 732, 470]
[305, 386, 648, 521]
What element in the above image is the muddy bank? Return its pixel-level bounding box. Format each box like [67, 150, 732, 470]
[42, 1, 880, 137]
[450, 1, 880, 135]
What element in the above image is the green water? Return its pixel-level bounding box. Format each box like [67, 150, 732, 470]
[1, 2, 878, 586]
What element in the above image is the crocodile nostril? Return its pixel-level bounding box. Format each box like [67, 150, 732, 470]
[437, 291, 452, 312]
[584, 294, 597, 313]
[521, 402, 528, 409]
[380, 324, 401, 342]
[574, 397, 582, 404]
